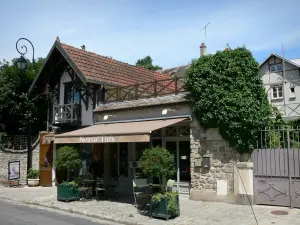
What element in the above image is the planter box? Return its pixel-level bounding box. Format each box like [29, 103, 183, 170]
[27, 179, 39, 187]
[150, 195, 180, 220]
[57, 184, 80, 202]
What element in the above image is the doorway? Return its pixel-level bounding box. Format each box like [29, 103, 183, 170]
[165, 140, 191, 194]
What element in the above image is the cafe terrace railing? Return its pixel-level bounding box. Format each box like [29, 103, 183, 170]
[104, 77, 186, 103]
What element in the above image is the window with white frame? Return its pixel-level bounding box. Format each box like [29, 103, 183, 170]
[269, 64, 282, 72]
[272, 85, 283, 99]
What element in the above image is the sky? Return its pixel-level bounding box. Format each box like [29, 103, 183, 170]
[1, 0, 300, 69]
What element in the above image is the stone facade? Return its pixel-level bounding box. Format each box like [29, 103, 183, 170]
[0, 137, 40, 185]
[190, 115, 250, 203]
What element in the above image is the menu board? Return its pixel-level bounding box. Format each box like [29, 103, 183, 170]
[8, 160, 20, 180]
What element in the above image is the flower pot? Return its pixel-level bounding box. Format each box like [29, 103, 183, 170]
[150, 195, 180, 220]
[57, 184, 80, 202]
[27, 179, 40, 187]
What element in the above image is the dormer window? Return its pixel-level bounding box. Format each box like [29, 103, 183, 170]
[269, 63, 282, 72]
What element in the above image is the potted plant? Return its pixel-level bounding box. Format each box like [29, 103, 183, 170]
[27, 168, 40, 187]
[57, 180, 80, 202]
[54, 145, 82, 202]
[139, 146, 180, 220]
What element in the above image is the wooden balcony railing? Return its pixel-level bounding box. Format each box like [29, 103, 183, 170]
[53, 103, 81, 124]
[104, 77, 186, 103]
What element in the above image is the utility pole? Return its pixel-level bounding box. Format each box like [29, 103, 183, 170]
[282, 44, 287, 117]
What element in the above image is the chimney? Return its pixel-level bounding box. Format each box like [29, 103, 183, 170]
[200, 43, 207, 57]
[81, 45, 86, 51]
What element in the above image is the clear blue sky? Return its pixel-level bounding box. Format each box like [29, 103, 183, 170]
[1, 0, 300, 69]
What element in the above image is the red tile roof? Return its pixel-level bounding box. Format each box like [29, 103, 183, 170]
[61, 43, 170, 86]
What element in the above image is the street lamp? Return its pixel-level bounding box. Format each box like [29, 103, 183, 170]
[15, 38, 35, 173]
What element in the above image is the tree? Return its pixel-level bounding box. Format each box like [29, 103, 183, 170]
[135, 56, 162, 71]
[185, 47, 272, 153]
[0, 58, 47, 136]
[54, 146, 82, 181]
[139, 146, 175, 187]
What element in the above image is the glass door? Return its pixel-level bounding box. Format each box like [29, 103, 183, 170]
[165, 141, 178, 190]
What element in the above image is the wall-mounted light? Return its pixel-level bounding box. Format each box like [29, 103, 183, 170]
[103, 114, 115, 120]
[162, 107, 178, 115]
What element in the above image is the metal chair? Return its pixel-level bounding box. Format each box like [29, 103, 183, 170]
[78, 180, 93, 201]
[132, 179, 148, 207]
[166, 179, 175, 191]
[95, 177, 106, 201]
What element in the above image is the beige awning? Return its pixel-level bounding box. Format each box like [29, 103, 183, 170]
[53, 117, 188, 144]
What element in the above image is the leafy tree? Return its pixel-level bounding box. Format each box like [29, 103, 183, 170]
[0, 58, 47, 136]
[185, 47, 272, 153]
[54, 146, 82, 181]
[139, 146, 175, 188]
[135, 56, 162, 71]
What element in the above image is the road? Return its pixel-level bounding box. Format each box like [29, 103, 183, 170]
[0, 200, 119, 225]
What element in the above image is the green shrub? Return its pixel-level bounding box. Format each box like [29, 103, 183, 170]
[185, 47, 272, 153]
[27, 168, 40, 179]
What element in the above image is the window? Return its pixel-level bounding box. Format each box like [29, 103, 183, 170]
[269, 64, 282, 72]
[64, 83, 81, 104]
[272, 85, 283, 99]
[291, 87, 295, 94]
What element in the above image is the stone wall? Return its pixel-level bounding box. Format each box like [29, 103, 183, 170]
[190, 116, 250, 203]
[0, 137, 40, 185]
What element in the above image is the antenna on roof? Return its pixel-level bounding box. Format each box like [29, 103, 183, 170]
[200, 22, 210, 44]
[81, 45, 86, 51]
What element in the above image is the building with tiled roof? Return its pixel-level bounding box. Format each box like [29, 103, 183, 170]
[29, 37, 173, 131]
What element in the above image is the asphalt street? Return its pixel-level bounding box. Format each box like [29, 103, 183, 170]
[0, 200, 118, 225]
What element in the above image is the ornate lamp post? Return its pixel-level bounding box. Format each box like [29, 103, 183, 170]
[16, 38, 35, 172]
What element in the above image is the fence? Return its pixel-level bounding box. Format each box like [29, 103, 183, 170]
[104, 77, 186, 103]
[0, 135, 38, 150]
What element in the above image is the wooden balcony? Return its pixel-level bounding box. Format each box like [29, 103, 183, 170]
[104, 77, 186, 103]
[53, 103, 81, 124]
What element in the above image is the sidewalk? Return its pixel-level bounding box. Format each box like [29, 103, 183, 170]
[0, 186, 299, 225]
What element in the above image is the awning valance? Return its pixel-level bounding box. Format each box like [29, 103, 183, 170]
[52, 117, 188, 144]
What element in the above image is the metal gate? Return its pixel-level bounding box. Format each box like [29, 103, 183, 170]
[253, 128, 300, 208]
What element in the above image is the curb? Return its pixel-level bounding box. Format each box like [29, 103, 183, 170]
[22, 201, 144, 225]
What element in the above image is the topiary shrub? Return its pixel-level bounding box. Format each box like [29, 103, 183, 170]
[54, 145, 82, 181]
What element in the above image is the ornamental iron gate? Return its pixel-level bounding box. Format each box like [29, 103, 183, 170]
[253, 128, 300, 208]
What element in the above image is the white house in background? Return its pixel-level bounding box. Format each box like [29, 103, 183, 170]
[260, 53, 300, 119]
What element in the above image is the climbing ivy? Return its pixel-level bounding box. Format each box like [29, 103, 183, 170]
[185, 47, 272, 153]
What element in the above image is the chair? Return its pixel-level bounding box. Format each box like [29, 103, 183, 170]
[132, 179, 148, 207]
[95, 177, 106, 201]
[166, 179, 175, 191]
[78, 179, 93, 201]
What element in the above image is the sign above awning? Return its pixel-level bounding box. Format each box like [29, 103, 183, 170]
[52, 117, 188, 144]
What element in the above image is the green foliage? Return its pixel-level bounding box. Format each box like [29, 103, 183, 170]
[139, 146, 175, 182]
[0, 58, 47, 135]
[135, 56, 162, 71]
[61, 180, 79, 190]
[152, 191, 179, 214]
[185, 47, 272, 153]
[54, 146, 82, 180]
[27, 168, 40, 179]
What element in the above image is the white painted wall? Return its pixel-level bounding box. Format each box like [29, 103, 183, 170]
[260, 58, 300, 118]
[54, 70, 94, 127]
